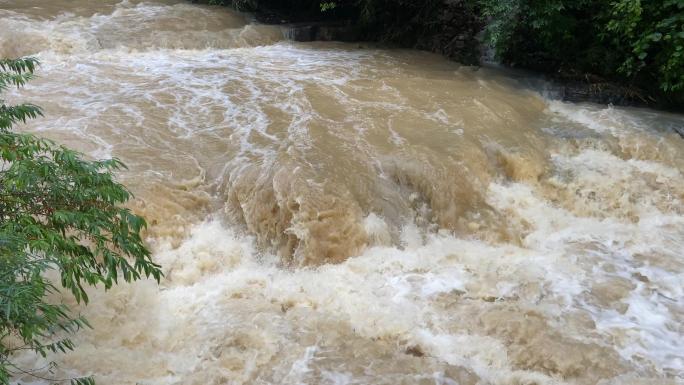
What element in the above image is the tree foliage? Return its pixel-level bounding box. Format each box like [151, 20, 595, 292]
[606, 0, 684, 92]
[0, 58, 161, 384]
[477, 0, 684, 98]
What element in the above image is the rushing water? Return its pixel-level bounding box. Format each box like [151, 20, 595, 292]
[2, 1, 684, 384]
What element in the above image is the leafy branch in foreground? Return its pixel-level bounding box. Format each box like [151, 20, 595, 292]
[0, 57, 162, 384]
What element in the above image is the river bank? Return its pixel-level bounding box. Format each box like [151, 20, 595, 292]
[194, 0, 682, 111]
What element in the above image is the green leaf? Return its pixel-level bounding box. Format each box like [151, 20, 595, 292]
[0, 56, 161, 385]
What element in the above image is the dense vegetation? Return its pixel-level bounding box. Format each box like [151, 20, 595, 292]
[478, 0, 684, 105]
[0, 58, 162, 384]
[207, 0, 683, 106]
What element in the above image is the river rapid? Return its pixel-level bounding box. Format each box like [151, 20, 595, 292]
[2, 1, 684, 384]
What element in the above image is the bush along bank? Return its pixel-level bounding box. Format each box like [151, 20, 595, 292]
[200, 0, 683, 110]
[477, 0, 684, 110]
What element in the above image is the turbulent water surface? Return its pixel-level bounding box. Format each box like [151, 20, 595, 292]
[2, 1, 684, 384]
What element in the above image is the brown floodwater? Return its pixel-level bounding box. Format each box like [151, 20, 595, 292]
[2, 1, 684, 384]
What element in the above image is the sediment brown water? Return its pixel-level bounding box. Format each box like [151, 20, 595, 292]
[2, 1, 684, 384]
